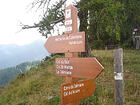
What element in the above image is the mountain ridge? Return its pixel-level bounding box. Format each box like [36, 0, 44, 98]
[0, 61, 40, 87]
[0, 40, 49, 70]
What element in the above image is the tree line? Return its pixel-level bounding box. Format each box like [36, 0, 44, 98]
[22, 0, 140, 49]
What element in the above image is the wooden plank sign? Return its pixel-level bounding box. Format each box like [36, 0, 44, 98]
[61, 79, 96, 105]
[55, 57, 104, 79]
[65, 5, 78, 34]
[44, 32, 85, 53]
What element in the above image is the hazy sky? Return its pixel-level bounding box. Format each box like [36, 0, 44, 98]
[0, 0, 42, 45]
[0, 0, 79, 46]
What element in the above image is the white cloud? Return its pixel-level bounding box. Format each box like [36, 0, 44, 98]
[0, 0, 45, 45]
[0, 0, 80, 45]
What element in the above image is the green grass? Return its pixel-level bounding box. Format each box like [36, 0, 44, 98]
[88, 49, 140, 105]
[0, 49, 140, 105]
[0, 60, 64, 105]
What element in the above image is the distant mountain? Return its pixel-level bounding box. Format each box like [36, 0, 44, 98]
[0, 61, 40, 87]
[0, 40, 49, 69]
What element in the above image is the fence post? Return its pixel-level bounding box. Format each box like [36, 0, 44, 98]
[114, 48, 123, 105]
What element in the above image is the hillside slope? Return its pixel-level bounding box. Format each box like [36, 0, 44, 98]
[0, 61, 40, 87]
[0, 50, 139, 105]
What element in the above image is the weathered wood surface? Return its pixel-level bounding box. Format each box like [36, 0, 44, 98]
[64, 5, 79, 105]
[114, 48, 123, 105]
[61, 79, 96, 105]
[55, 57, 104, 79]
[44, 32, 85, 53]
[132, 36, 140, 49]
[65, 52, 79, 105]
[65, 5, 78, 34]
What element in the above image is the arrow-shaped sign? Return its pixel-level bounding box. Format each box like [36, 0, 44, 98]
[55, 57, 104, 79]
[44, 32, 85, 53]
[61, 79, 96, 105]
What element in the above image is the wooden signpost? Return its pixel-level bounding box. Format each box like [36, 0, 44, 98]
[44, 5, 104, 105]
[55, 58, 104, 79]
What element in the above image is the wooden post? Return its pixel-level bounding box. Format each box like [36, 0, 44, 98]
[132, 36, 140, 49]
[114, 48, 123, 105]
[64, 52, 79, 105]
[136, 36, 140, 49]
[64, 5, 79, 105]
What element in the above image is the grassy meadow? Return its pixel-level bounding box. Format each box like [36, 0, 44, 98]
[0, 49, 140, 105]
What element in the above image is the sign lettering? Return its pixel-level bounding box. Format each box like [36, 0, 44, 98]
[44, 32, 85, 53]
[61, 79, 96, 105]
[65, 26, 72, 32]
[65, 9, 71, 18]
[55, 58, 104, 79]
[65, 20, 72, 25]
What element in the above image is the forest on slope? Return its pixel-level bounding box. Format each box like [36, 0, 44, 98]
[0, 61, 40, 87]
